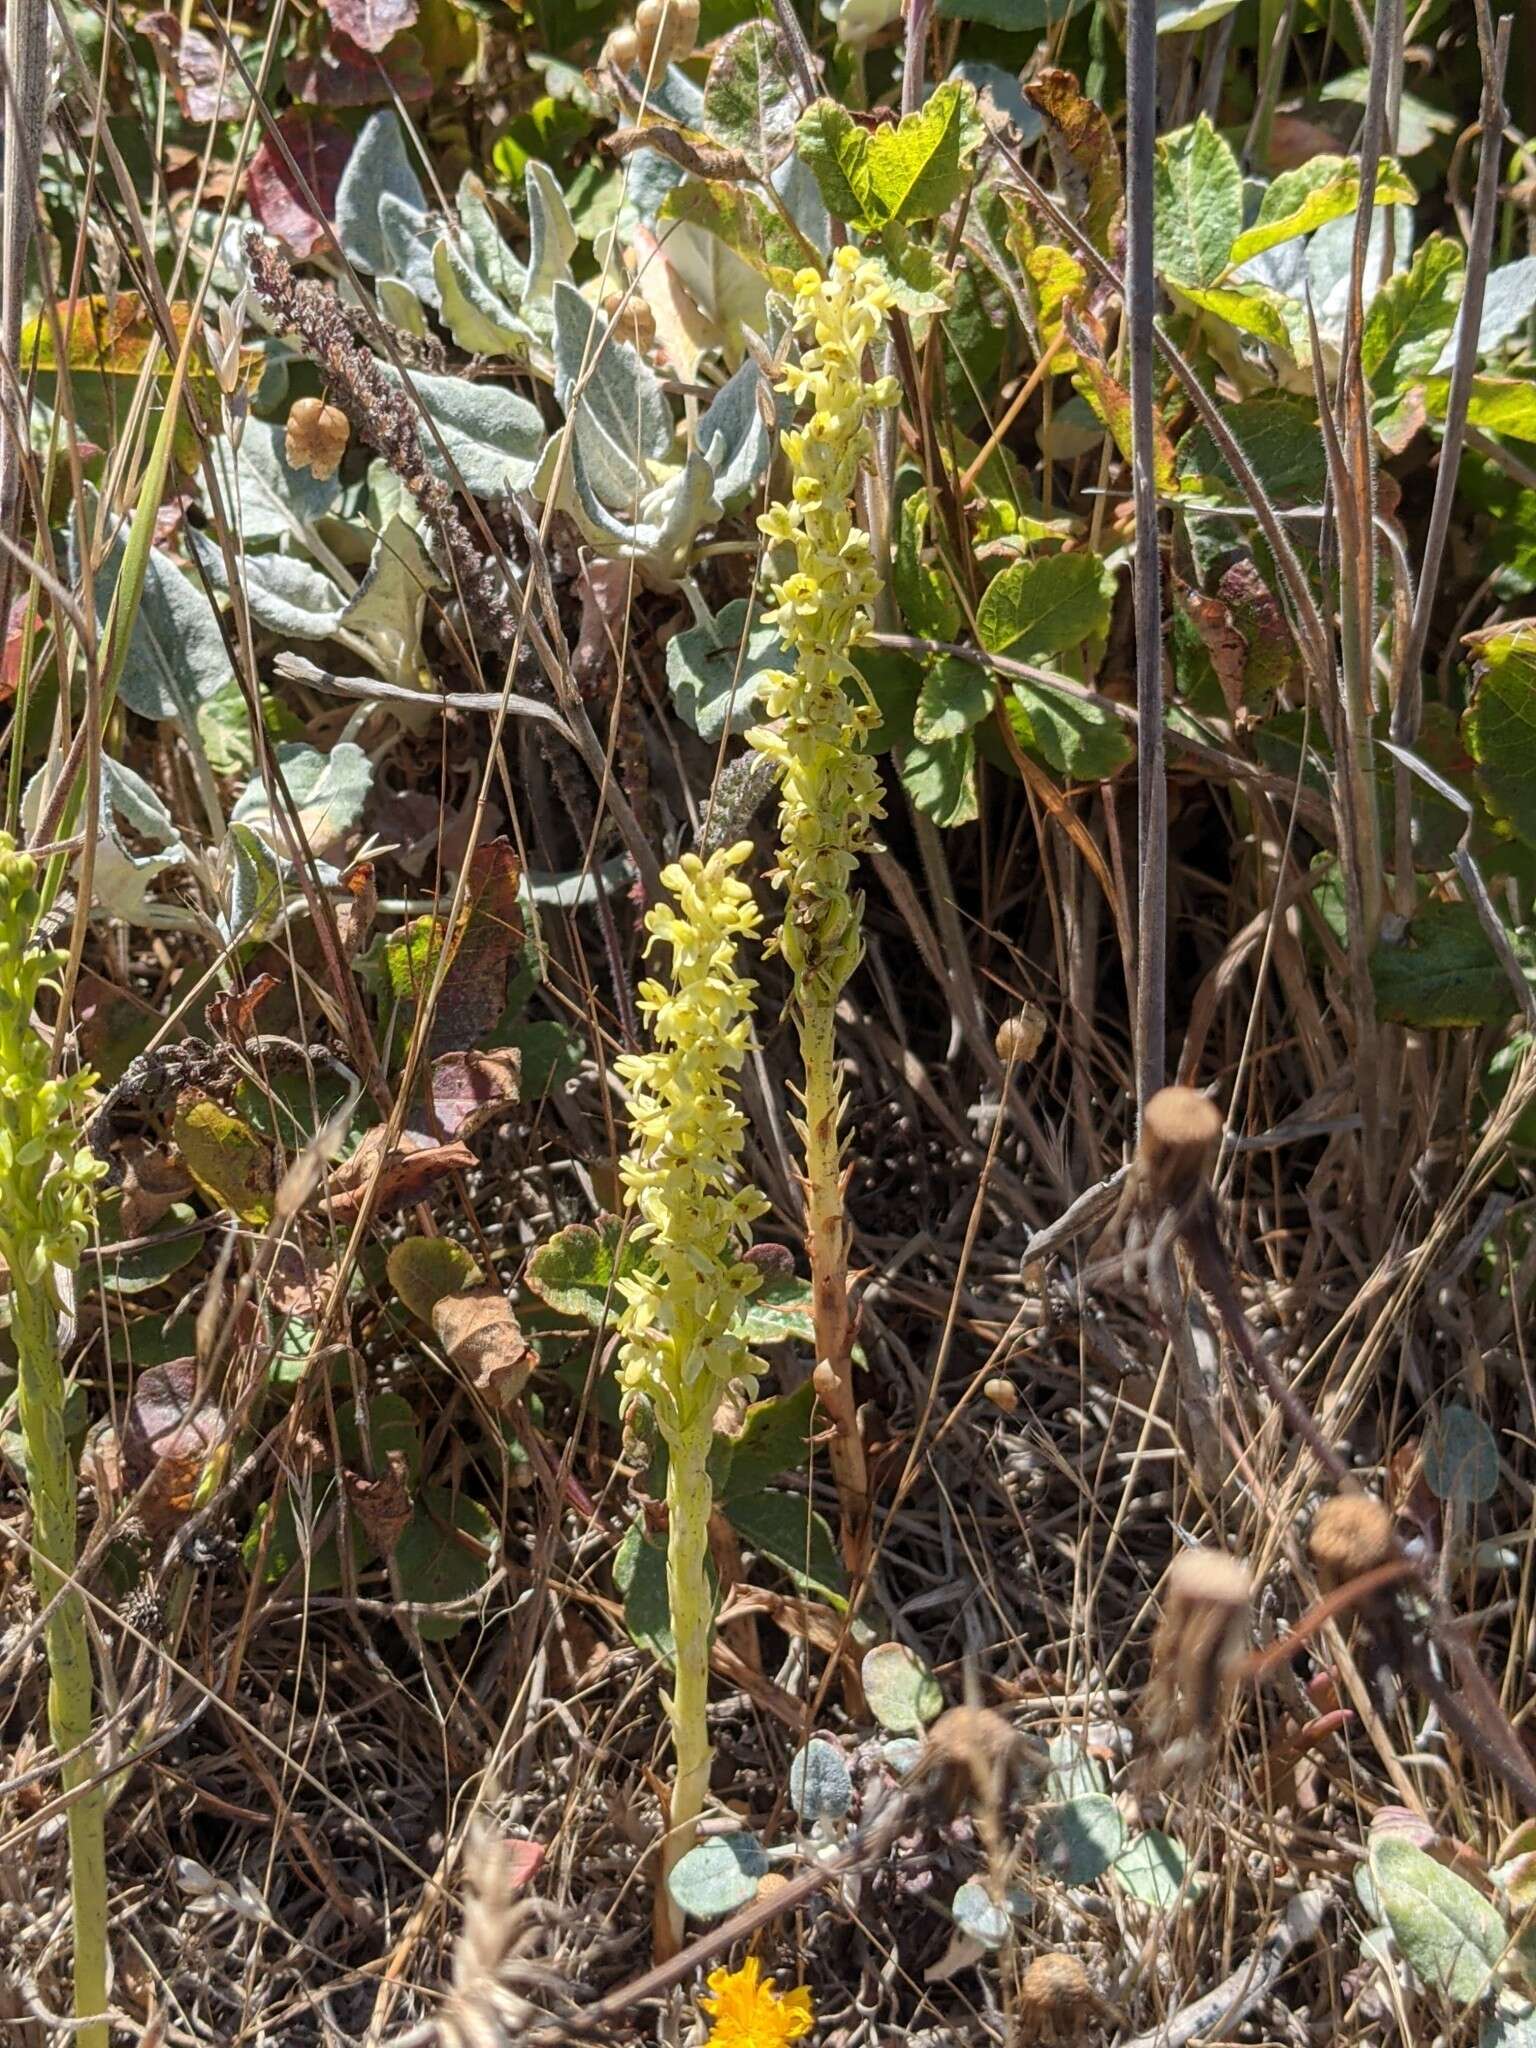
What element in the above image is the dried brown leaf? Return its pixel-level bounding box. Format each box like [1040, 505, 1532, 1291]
[343, 1448, 413, 1554]
[431, 1285, 534, 1407]
[324, 1127, 475, 1223]
[428, 1047, 522, 1141]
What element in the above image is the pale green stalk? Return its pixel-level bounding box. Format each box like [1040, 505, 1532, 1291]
[662, 1411, 714, 1859]
[14, 1277, 109, 2046]
[0, 837, 107, 2041]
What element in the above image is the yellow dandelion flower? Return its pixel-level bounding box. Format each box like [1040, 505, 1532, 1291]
[700, 1957, 815, 2048]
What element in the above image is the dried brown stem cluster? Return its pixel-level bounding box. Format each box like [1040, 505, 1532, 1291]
[243, 235, 521, 659]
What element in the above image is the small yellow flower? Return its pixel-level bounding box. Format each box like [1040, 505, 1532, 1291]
[700, 1956, 814, 2048]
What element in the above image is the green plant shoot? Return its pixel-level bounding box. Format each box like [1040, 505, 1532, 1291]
[0, 835, 109, 2043]
[747, 247, 898, 1573]
[613, 840, 765, 1941]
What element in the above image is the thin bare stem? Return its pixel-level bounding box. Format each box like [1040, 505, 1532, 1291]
[1125, 0, 1166, 1116]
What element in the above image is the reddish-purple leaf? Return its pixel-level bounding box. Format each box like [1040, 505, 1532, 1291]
[121, 1359, 230, 1536]
[247, 113, 352, 261]
[428, 1048, 523, 1142]
[138, 11, 247, 122]
[286, 30, 431, 106]
[429, 838, 526, 1058]
[321, 0, 419, 56]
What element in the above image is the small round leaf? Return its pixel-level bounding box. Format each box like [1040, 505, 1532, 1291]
[388, 1236, 482, 1322]
[789, 1738, 853, 1821]
[666, 1834, 769, 1920]
[862, 1642, 943, 1732]
[1113, 1829, 1191, 1910]
[1035, 1795, 1126, 1884]
[1424, 1405, 1500, 1504]
[881, 1737, 924, 1775]
[951, 1880, 1012, 1949]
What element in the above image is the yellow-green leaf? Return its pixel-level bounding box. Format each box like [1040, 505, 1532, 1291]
[795, 81, 984, 230]
[173, 1092, 276, 1226]
[1171, 281, 1291, 350]
[1229, 156, 1415, 266]
[1424, 375, 1536, 442]
[977, 551, 1111, 664]
[1154, 116, 1242, 288]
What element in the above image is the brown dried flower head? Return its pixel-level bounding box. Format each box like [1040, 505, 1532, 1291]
[1142, 1547, 1252, 1775]
[909, 1705, 1044, 1828]
[1138, 1086, 1224, 1214]
[1309, 1492, 1395, 1593]
[1018, 1952, 1094, 2044]
[602, 289, 656, 353]
[285, 395, 350, 481]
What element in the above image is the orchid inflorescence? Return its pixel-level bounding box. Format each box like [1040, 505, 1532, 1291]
[614, 839, 766, 1438]
[0, 841, 103, 1283]
[749, 247, 898, 1011]
[612, 839, 764, 1935]
[747, 245, 897, 1571]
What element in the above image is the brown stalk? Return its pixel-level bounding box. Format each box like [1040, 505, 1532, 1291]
[1137, 1088, 1536, 1817]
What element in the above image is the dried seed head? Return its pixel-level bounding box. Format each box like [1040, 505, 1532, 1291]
[984, 1377, 1018, 1413]
[285, 395, 350, 481]
[910, 1705, 1038, 1824]
[603, 22, 639, 69]
[1018, 1953, 1093, 2042]
[754, 1870, 792, 1905]
[1310, 1492, 1395, 1592]
[1142, 1547, 1252, 1776]
[1166, 1545, 1252, 1611]
[1139, 1087, 1223, 1212]
[995, 1003, 1047, 1066]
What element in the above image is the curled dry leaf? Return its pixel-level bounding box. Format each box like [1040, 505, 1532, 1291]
[2, 596, 30, 700]
[429, 837, 525, 1058]
[343, 1448, 413, 1554]
[336, 861, 378, 960]
[206, 972, 282, 1050]
[431, 1285, 535, 1407]
[266, 1238, 344, 1317]
[115, 1135, 196, 1235]
[323, 1127, 476, 1224]
[286, 396, 352, 482]
[428, 1047, 522, 1142]
[120, 1358, 229, 1537]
